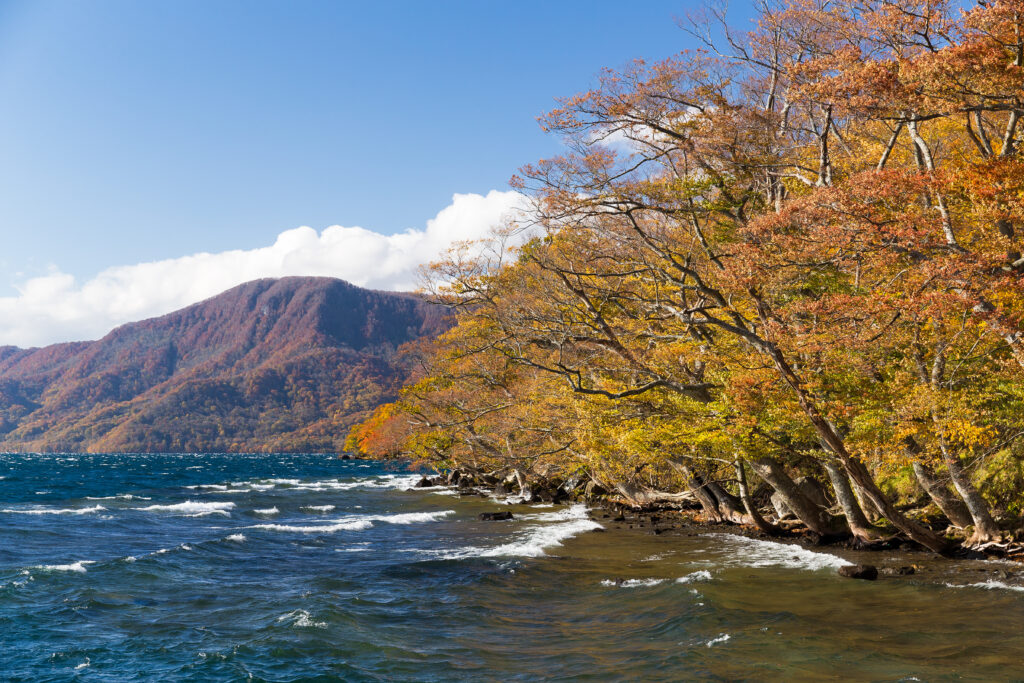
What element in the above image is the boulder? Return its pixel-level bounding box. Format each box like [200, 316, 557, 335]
[478, 511, 514, 521]
[414, 477, 434, 488]
[838, 564, 878, 581]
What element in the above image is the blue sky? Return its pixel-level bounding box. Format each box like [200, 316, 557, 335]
[0, 0, 733, 345]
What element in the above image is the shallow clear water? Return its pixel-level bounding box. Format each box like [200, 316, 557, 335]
[1, 453, 1023, 681]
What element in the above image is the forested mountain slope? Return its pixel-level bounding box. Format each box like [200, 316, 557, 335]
[0, 277, 447, 453]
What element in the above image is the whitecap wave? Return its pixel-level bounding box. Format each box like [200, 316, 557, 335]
[253, 507, 279, 515]
[276, 609, 326, 628]
[706, 633, 730, 648]
[248, 519, 374, 534]
[676, 570, 713, 584]
[432, 504, 602, 559]
[710, 534, 851, 571]
[136, 501, 235, 515]
[946, 580, 1024, 593]
[225, 534, 246, 543]
[247, 509, 452, 534]
[600, 578, 667, 588]
[301, 505, 336, 513]
[2, 504, 106, 515]
[153, 543, 194, 555]
[364, 510, 454, 525]
[35, 560, 95, 573]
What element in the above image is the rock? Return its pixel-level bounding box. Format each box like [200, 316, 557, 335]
[838, 564, 878, 580]
[339, 454, 352, 460]
[414, 477, 434, 488]
[880, 566, 916, 576]
[478, 511, 514, 521]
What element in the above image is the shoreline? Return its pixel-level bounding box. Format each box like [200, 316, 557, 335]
[411, 468, 1024, 587]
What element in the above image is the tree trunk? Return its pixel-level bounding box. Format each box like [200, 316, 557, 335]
[611, 481, 696, 508]
[762, 343, 950, 553]
[936, 436, 1001, 543]
[847, 458, 885, 523]
[705, 480, 748, 524]
[912, 462, 973, 528]
[749, 457, 832, 534]
[675, 463, 723, 522]
[822, 459, 879, 540]
[735, 458, 781, 535]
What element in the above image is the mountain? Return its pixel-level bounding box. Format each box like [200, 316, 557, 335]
[0, 277, 449, 453]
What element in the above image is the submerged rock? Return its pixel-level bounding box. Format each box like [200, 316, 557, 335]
[478, 511, 514, 521]
[838, 564, 879, 581]
[880, 566, 916, 576]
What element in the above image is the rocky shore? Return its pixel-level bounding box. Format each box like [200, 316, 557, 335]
[411, 468, 1024, 586]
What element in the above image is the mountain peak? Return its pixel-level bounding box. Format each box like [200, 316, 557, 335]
[0, 276, 448, 453]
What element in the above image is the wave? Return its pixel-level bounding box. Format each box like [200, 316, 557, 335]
[710, 534, 851, 571]
[253, 507, 279, 515]
[276, 609, 326, 628]
[85, 494, 150, 501]
[248, 519, 374, 534]
[679, 569, 712, 585]
[247, 509, 453, 535]
[706, 633, 731, 648]
[135, 501, 235, 515]
[364, 510, 454, 525]
[225, 534, 246, 543]
[945, 579, 1024, 593]
[432, 504, 602, 560]
[153, 543, 194, 555]
[600, 578, 667, 588]
[2, 504, 106, 515]
[34, 560, 95, 573]
[301, 505, 336, 513]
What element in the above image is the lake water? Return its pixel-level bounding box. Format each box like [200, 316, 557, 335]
[2, 453, 1023, 681]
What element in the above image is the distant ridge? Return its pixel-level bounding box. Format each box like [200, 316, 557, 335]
[0, 277, 449, 453]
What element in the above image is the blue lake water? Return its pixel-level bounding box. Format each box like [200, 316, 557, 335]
[2, 453, 1024, 681]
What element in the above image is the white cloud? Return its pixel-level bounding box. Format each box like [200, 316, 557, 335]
[0, 190, 526, 348]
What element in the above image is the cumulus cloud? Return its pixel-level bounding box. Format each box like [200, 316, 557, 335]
[0, 190, 526, 348]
